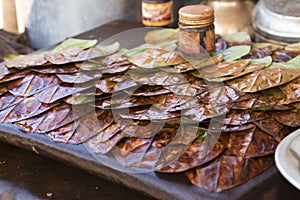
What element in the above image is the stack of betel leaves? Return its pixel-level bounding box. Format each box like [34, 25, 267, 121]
[0, 29, 300, 192]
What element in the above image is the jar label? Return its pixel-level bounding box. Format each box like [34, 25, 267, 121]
[142, 1, 173, 26]
[205, 29, 215, 53]
[179, 29, 215, 55]
[179, 31, 201, 55]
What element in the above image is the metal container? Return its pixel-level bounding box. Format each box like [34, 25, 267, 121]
[252, 0, 300, 44]
[204, 0, 256, 35]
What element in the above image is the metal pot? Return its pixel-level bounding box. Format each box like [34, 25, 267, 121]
[204, 0, 257, 35]
[252, 0, 300, 45]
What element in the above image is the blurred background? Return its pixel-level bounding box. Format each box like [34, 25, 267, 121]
[0, 0, 258, 49]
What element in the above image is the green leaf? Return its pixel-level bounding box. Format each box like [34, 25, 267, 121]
[222, 32, 251, 44]
[250, 56, 273, 66]
[221, 45, 251, 62]
[75, 62, 101, 70]
[252, 43, 283, 51]
[91, 42, 120, 57]
[144, 28, 179, 45]
[54, 38, 97, 52]
[270, 55, 300, 69]
[124, 43, 154, 57]
[65, 94, 95, 105]
[251, 106, 275, 111]
[285, 42, 300, 51]
[124, 41, 176, 58]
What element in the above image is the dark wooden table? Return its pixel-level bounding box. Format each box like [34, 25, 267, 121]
[0, 20, 300, 200]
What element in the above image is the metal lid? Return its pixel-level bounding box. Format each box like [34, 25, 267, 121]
[252, 0, 300, 43]
[179, 5, 214, 26]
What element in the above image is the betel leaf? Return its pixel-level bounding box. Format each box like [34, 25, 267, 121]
[105, 94, 185, 110]
[75, 62, 100, 71]
[89, 42, 120, 58]
[34, 82, 94, 104]
[87, 130, 126, 154]
[38, 104, 94, 134]
[119, 105, 180, 121]
[53, 38, 97, 54]
[3, 96, 57, 123]
[96, 78, 137, 94]
[0, 63, 9, 79]
[198, 60, 250, 79]
[227, 68, 300, 93]
[112, 125, 187, 169]
[158, 138, 225, 173]
[67, 110, 114, 144]
[31, 64, 79, 74]
[164, 83, 199, 97]
[166, 54, 223, 73]
[15, 103, 70, 133]
[220, 45, 251, 62]
[252, 43, 284, 51]
[0, 104, 16, 123]
[182, 103, 217, 122]
[75, 53, 129, 71]
[274, 109, 300, 127]
[250, 56, 273, 66]
[270, 55, 300, 69]
[8, 74, 58, 97]
[87, 123, 123, 144]
[154, 125, 208, 169]
[46, 109, 113, 144]
[64, 93, 95, 105]
[127, 48, 185, 69]
[229, 90, 288, 111]
[47, 41, 119, 65]
[124, 43, 154, 57]
[222, 32, 251, 46]
[56, 72, 102, 84]
[0, 93, 21, 111]
[47, 121, 80, 143]
[280, 77, 300, 104]
[222, 110, 266, 126]
[130, 70, 187, 86]
[196, 60, 266, 82]
[285, 42, 300, 51]
[4, 53, 47, 69]
[123, 85, 170, 97]
[0, 71, 26, 84]
[253, 117, 286, 142]
[186, 155, 274, 193]
[224, 127, 278, 158]
[144, 28, 179, 45]
[112, 136, 155, 168]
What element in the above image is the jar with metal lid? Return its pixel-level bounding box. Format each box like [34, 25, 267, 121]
[178, 5, 215, 55]
[142, 0, 173, 27]
[252, 0, 300, 45]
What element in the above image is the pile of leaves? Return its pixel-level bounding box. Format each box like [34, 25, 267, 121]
[0, 30, 300, 193]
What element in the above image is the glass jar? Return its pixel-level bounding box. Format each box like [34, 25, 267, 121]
[142, 0, 173, 27]
[178, 5, 215, 55]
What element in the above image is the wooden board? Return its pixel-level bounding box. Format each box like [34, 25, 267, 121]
[0, 20, 284, 200]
